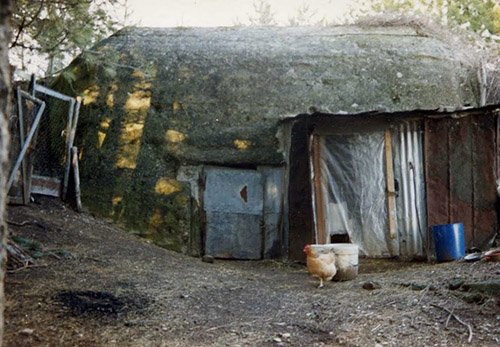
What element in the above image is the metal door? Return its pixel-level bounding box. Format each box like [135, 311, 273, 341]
[204, 167, 264, 259]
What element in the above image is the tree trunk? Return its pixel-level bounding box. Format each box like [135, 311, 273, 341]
[0, 0, 12, 345]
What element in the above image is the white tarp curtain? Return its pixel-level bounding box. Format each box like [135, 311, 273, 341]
[319, 132, 398, 257]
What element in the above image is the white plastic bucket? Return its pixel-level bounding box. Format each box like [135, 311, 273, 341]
[310, 243, 359, 281]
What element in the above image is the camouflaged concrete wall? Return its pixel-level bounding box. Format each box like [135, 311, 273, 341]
[51, 26, 480, 255]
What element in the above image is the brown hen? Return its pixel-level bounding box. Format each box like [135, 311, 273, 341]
[303, 244, 337, 288]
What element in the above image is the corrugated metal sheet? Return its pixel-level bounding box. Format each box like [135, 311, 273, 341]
[425, 114, 497, 249]
[392, 120, 427, 258]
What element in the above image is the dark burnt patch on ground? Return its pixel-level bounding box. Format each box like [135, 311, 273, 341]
[56, 290, 148, 319]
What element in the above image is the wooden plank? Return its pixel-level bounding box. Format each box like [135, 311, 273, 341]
[287, 121, 314, 261]
[7, 196, 24, 205]
[497, 114, 500, 181]
[312, 135, 327, 244]
[471, 115, 497, 247]
[31, 175, 61, 197]
[425, 118, 451, 229]
[449, 117, 474, 245]
[384, 128, 397, 239]
[423, 119, 432, 261]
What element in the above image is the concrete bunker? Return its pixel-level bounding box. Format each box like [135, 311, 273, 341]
[42, 25, 499, 261]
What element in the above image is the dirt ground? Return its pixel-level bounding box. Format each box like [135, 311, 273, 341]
[3, 196, 500, 346]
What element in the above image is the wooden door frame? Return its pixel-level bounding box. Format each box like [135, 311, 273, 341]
[311, 135, 327, 244]
[311, 127, 397, 246]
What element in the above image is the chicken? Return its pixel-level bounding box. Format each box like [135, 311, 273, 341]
[303, 244, 337, 288]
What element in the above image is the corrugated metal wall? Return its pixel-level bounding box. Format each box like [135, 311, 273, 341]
[392, 120, 427, 258]
[425, 114, 498, 249]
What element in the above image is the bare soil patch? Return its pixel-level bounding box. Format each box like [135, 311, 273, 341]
[4, 196, 500, 346]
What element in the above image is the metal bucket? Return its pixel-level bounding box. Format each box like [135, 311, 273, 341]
[432, 223, 465, 262]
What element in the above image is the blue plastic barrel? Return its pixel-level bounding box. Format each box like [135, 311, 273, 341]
[432, 223, 465, 262]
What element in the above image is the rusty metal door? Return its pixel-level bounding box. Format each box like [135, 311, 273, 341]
[204, 167, 264, 259]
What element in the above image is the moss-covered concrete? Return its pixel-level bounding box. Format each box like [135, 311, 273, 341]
[49, 25, 480, 255]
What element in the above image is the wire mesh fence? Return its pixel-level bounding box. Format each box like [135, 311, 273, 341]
[30, 93, 69, 178]
[8, 81, 79, 203]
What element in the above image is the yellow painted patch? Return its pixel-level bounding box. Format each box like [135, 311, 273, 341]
[165, 129, 186, 143]
[116, 155, 137, 169]
[112, 196, 123, 206]
[234, 139, 251, 150]
[115, 122, 144, 169]
[122, 123, 144, 142]
[149, 208, 163, 229]
[106, 93, 113, 108]
[78, 144, 84, 160]
[173, 101, 182, 112]
[97, 118, 111, 148]
[82, 85, 100, 105]
[110, 196, 123, 217]
[100, 118, 111, 130]
[135, 82, 152, 90]
[98, 131, 107, 148]
[115, 123, 143, 169]
[155, 178, 182, 196]
[132, 70, 145, 79]
[116, 87, 149, 169]
[124, 90, 151, 114]
[106, 85, 118, 108]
